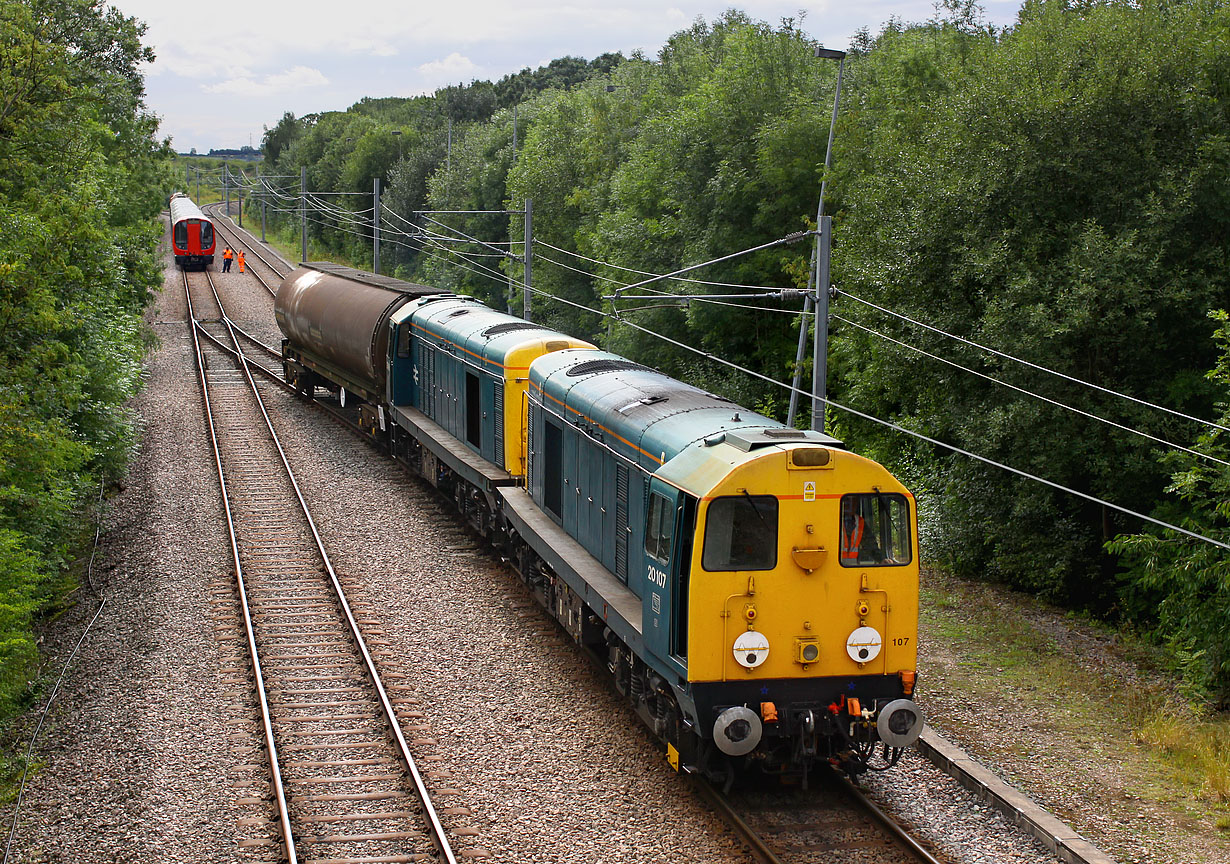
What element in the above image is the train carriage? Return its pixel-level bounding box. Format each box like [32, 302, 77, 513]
[387, 296, 594, 477]
[275, 263, 443, 433]
[168, 193, 215, 269]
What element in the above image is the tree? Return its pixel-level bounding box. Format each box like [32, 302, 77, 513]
[0, 0, 172, 710]
[1110, 311, 1230, 703]
[830, 0, 1230, 610]
[262, 111, 302, 164]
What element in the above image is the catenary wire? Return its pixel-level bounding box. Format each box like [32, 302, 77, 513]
[268, 195, 1230, 482]
[254, 193, 1228, 548]
[2, 597, 108, 864]
[833, 313, 1230, 469]
[841, 289, 1230, 436]
[534, 238, 787, 291]
[529, 250, 1226, 468]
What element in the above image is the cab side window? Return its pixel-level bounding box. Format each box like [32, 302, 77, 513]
[839, 493, 912, 567]
[645, 492, 674, 563]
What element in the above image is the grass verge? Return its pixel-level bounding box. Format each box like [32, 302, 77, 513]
[918, 569, 1230, 856]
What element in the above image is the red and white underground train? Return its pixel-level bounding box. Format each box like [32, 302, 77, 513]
[169, 192, 216, 269]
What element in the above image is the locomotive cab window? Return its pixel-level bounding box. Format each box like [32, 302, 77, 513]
[839, 493, 911, 567]
[173, 221, 188, 250]
[199, 220, 213, 247]
[645, 492, 674, 563]
[702, 495, 778, 571]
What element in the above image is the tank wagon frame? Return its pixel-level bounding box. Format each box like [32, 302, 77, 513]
[274, 263, 925, 786]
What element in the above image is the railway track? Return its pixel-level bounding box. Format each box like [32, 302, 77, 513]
[698, 770, 949, 864]
[182, 267, 465, 863]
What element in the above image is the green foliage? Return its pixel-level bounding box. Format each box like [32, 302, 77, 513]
[0, 0, 172, 714]
[507, 11, 833, 403]
[832, 0, 1230, 617]
[1110, 311, 1230, 703]
[259, 52, 629, 275]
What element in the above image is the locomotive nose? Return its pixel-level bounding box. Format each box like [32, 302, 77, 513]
[713, 706, 763, 756]
[876, 699, 924, 748]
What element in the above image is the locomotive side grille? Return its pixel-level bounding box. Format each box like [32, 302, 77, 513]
[482, 322, 543, 338]
[423, 347, 435, 417]
[566, 358, 649, 377]
[615, 464, 629, 583]
[493, 384, 504, 467]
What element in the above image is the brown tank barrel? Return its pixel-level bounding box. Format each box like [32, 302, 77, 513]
[275, 264, 437, 396]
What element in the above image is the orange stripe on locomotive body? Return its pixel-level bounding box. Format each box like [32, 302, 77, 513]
[660, 442, 920, 687]
[527, 377, 666, 466]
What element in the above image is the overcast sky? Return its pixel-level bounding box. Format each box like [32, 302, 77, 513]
[112, 1, 1024, 154]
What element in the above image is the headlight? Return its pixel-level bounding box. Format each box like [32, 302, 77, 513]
[795, 638, 819, 664]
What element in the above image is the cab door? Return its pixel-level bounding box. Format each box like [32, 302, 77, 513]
[643, 478, 695, 672]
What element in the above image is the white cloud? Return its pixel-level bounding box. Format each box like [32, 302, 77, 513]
[203, 65, 329, 98]
[416, 52, 482, 87]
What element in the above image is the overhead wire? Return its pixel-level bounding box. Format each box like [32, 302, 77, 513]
[532, 246, 1226, 469]
[261, 189, 1230, 543]
[533, 250, 810, 316]
[833, 313, 1230, 469]
[534, 238, 787, 291]
[537, 235, 1229, 442]
[247, 179, 1227, 550]
[841, 288, 1230, 437]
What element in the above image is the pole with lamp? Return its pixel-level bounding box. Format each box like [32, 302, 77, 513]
[787, 46, 846, 432]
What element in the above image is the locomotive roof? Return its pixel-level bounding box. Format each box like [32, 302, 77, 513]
[302, 262, 443, 299]
[169, 195, 207, 224]
[530, 349, 843, 486]
[404, 296, 593, 375]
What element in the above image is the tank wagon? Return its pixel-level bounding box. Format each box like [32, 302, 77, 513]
[274, 263, 924, 784]
[275, 263, 440, 434]
[168, 193, 215, 269]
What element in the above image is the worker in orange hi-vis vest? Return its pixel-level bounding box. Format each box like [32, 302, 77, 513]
[221, 247, 233, 272]
[840, 510, 864, 562]
[237, 250, 245, 274]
